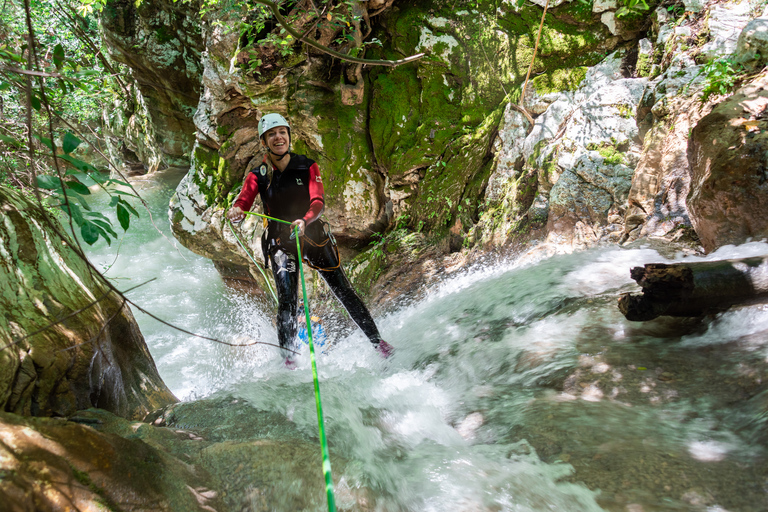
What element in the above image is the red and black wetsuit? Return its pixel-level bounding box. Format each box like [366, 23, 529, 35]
[233, 153, 383, 356]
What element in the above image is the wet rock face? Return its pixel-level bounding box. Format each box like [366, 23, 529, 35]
[0, 411, 221, 512]
[0, 187, 176, 419]
[687, 74, 768, 252]
[0, 399, 372, 512]
[100, 0, 203, 172]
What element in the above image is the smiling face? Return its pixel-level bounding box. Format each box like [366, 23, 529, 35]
[262, 126, 290, 156]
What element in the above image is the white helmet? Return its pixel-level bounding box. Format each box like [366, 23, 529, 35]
[258, 113, 291, 139]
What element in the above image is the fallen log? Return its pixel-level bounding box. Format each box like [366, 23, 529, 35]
[618, 256, 768, 321]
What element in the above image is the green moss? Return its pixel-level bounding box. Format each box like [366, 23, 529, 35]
[555, 0, 597, 23]
[497, 2, 608, 80]
[530, 66, 588, 95]
[191, 144, 233, 207]
[616, 104, 634, 119]
[368, 59, 465, 182]
[636, 51, 651, 77]
[155, 25, 175, 44]
[408, 105, 504, 231]
[597, 145, 626, 165]
[302, 83, 377, 208]
[71, 466, 118, 511]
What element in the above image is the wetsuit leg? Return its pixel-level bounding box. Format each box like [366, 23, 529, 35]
[270, 249, 299, 357]
[318, 266, 382, 344]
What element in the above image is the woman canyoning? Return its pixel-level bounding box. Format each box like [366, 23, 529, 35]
[226, 113, 393, 367]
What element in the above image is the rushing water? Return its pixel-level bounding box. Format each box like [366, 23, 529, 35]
[82, 172, 768, 512]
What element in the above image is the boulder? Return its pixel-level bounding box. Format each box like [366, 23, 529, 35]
[687, 73, 768, 252]
[482, 52, 644, 250]
[0, 410, 221, 512]
[735, 15, 768, 69]
[0, 186, 176, 419]
[547, 152, 633, 247]
[700, 0, 753, 61]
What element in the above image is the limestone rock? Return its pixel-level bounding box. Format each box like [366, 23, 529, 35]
[0, 186, 176, 419]
[682, 0, 706, 13]
[687, 73, 768, 252]
[736, 15, 768, 69]
[593, 0, 617, 13]
[700, 0, 753, 61]
[100, 0, 203, 172]
[0, 410, 221, 512]
[484, 52, 644, 249]
[547, 152, 633, 248]
[621, 58, 709, 244]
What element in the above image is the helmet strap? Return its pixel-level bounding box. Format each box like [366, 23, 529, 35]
[270, 148, 290, 161]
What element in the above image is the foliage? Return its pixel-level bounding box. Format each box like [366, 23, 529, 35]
[0, 0, 138, 245]
[616, 0, 650, 18]
[233, 0, 383, 73]
[35, 131, 139, 245]
[699, 57, 745, 103]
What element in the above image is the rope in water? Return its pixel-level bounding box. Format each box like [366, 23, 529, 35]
[232, 210, 337, 512]
[225, 218, 278, 304]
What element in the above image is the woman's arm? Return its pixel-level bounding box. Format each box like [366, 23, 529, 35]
[302, 162, 325, 225]
[227, 172, 260, 221]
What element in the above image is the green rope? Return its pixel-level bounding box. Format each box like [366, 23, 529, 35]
[226, 218, 278, 305]
[295, 226, 337, 512]
[238, 210, 337, 512]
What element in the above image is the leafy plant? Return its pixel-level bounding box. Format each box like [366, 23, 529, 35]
[667, 2, 685, 18]
[616, 0, 650, 18]
[35, 131, 140, 245]
[699, 57, 745, 102]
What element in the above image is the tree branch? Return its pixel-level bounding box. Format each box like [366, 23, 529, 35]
[519, 0, 550, 114]
[256, 0, 424, 67]
[2, 66, 64, 78]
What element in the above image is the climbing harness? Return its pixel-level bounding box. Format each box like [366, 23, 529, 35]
[231, 209, 337, 512]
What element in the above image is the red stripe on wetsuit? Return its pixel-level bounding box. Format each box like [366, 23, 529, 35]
[233, 159, 325, 225]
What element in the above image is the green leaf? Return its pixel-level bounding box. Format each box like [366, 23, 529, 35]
[90, 218, 117, 238]
[118, 198, 139, 217]
[30, 95, 41, 111]
[106, 179, 131, 187]
[64, 179, 91, 195]
[109, 196, 120, 207]
[37, 175, 62, 190]
[74, 69, 101, 78]
[0, 134, 20, 147]
[33, 134, 55, 152]
[111, 189, 139, 198]
[58, 154, 97, 172]
[117, 203, 130, 231]
[87, 171, 108, 183]
[62, 132, 82, 154]
[62, 201, 84, 225]
[86, 211, 110, 222]
[0, 82, 11, 91]
[81, 221, 100, 245]
[53, 44, 65, 69]
[75, 195, 92, 211]
[0, 48, 24, 63]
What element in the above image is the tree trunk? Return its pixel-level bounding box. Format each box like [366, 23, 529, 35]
[618, 256, 768, 321]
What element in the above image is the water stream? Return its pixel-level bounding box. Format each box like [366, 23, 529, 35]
[82, 171, 768, 511]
